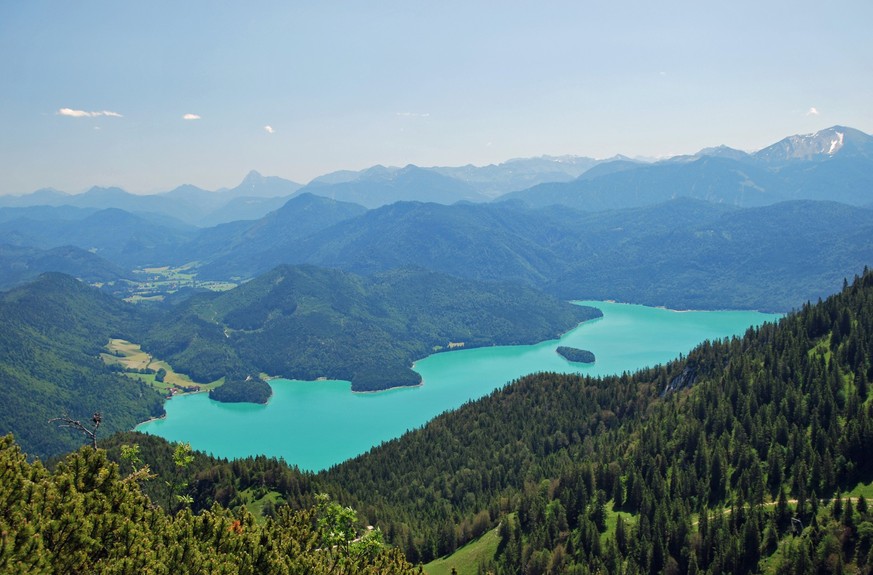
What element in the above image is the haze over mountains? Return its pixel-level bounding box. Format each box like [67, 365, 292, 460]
[0, 126, 871, 309]
[0, 155, 603, 225]
[3, 126, 870, 220]
[501, 126, 873, 210]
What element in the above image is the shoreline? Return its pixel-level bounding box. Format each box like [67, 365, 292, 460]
[133, 412, 166, 430]
[351, 308, 609, 395]
[266, 374, 425, 395]
[351, 380, 424, 394]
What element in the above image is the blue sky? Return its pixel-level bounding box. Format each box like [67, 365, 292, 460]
[1, 1, 871, 195]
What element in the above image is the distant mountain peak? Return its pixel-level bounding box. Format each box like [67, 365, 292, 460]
[359, 165, 398, 180]
[228, 170, 301, 200]
[81, 186, 131, 199]
[696, 145, 751, 160]
[85, 185, 127, 193]
[241, 170, 264, 184]
[755, 125, 872, 163]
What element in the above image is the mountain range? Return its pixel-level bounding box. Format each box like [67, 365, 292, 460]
[0, 170, 303, 227]
[199, 197, 873, 311]
[1, 128, 872, 310]
[502, 126, 873, 210]
[3, 126, 869, 220]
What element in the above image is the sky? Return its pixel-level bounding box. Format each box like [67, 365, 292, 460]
[1, 1, 871, 195]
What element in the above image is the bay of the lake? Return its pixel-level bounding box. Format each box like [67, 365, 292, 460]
[137, 301, 781, 471]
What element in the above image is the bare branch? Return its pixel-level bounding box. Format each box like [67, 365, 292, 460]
[49, 412, 101, 449]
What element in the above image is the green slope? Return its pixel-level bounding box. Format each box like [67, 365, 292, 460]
[143, 264, 600, 391]
[0, 273, 164, 459]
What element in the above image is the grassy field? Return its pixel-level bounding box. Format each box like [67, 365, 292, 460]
[122, 264, 238, 302]
[101, 338, 221, 394]
[603, 500, 637, 544]
[424, 526, 501, 575]
[237, 488, 285, 523]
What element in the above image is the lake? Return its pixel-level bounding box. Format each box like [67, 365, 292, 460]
[137, 301, 781, 471]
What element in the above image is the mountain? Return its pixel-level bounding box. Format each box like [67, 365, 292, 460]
[0, 207, 197, 268]
[6, 263, 871, 574]
[65, 186, 196, 218]
[0, 204, 98, 223]
[753, 125, 873, 164]
[431, 155, 603, 196]
[170, 171, 305, 226]
[695, 144, 753, 161]
[0, 187, 70, 207]
[0, 184, 208, 225]
[194, 194, 294, 227]
[500, 155, 783, 210]
[666, 144, 753, 163]
[223, 169, 302, 199]
[142, 264, 599, 391]
[0, 172, 304, 227]
[547, 200, 873, 310]
[0, 244, 129, 290]
[183, 193, 368, 276]
[0, 273, 163, 459]
[500, 126, 873, 210]
[203, 197, 872, 310]
[299, 201, 570, 284]
[307, 156, 603, 200]
[296, 164, 489, 208]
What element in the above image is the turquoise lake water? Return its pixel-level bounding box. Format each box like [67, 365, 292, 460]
[137, 301, 781, 471]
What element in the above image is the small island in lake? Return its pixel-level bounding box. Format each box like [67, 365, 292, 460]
[209, 376, 273, 404]
[556, 346, 596, 364]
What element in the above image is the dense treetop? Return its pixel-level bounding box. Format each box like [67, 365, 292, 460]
[0, 435, 418, 574]
[556, 346, 595, 363]
[209, 376, 273, 404]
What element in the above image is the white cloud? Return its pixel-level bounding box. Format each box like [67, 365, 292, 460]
[807, 107, 820, 116]
[397, 112, 430, 118]
[264, 125, 275, 134]
[57, 107, 123, 118]
[183, 113, 201, 120]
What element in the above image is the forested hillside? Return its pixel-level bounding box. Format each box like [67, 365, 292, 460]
[0, 273, 163, 459]
[0, 244, 128, 291]
[142, 264, 599, 391]
[3, 189, 872, 312]
[205, 198, 873, 311]
[319, 269, 873, 572]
